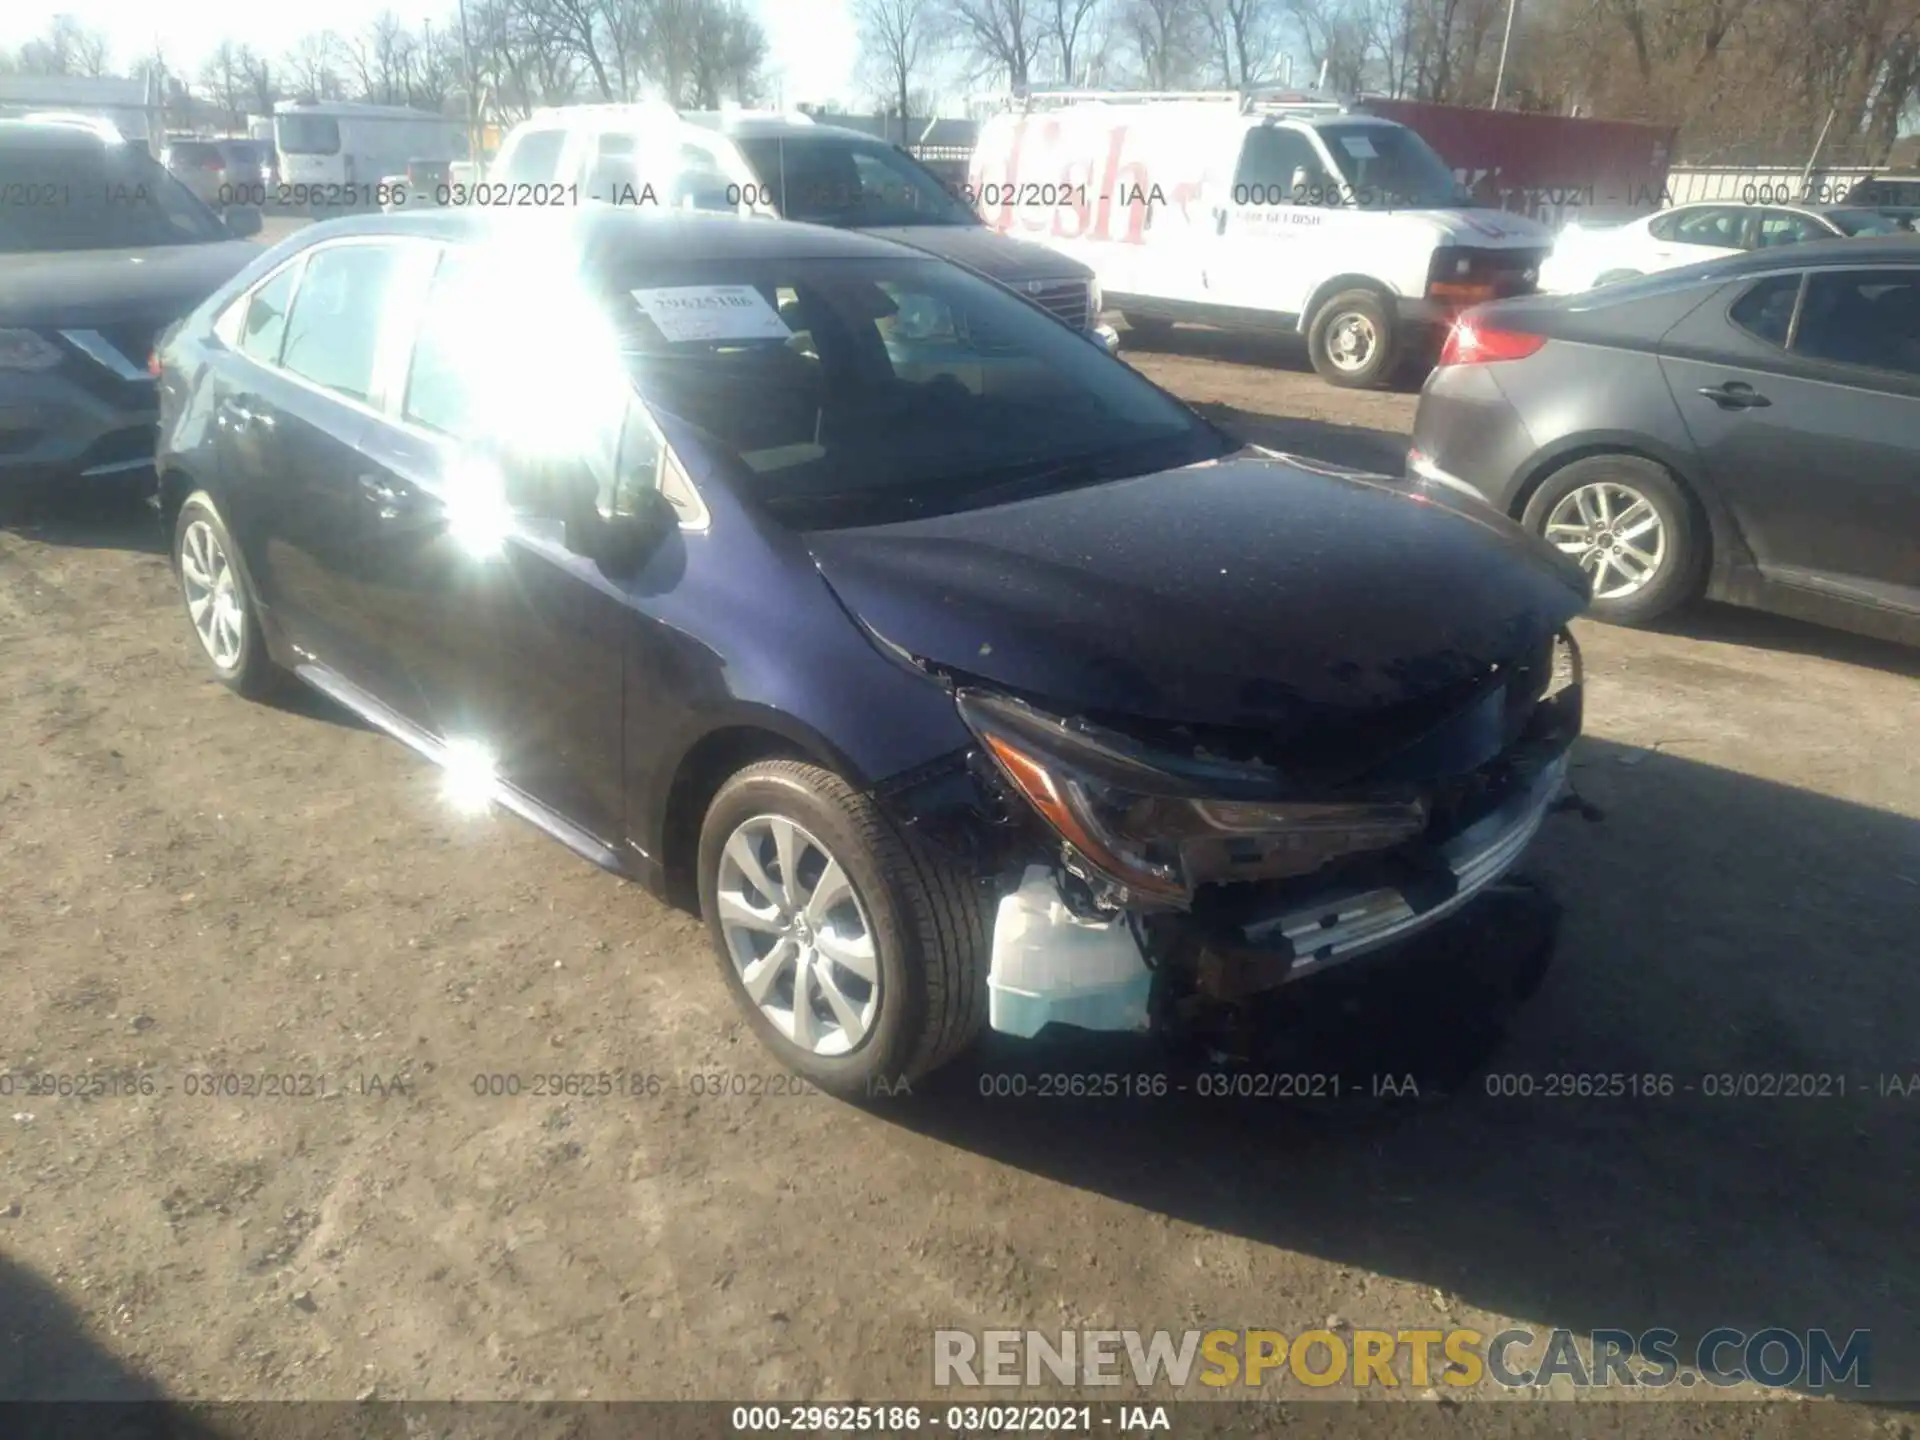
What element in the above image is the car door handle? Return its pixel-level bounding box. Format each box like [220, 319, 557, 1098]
[1696, 382, 1771, 410]
[221, 402, 274, 431]
[357, 473, 415, 518]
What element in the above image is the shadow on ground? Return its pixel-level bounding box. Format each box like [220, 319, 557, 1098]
[1121, 323, 1435, 393]
[879, 735, 1919, 1398]
[1648, 601, 1920, 682]
[0, 477, 166, 557]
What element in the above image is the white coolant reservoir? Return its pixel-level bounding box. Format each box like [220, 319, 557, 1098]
[988, 866, 1153, 1038]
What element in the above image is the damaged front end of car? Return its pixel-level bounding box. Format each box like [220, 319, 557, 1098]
[872, 627, 1585, 1052]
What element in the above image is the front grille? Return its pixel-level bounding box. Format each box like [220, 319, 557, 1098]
[1025, 279, 1090, 330]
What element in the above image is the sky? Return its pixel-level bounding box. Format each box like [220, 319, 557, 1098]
[1, 0, 864, 107]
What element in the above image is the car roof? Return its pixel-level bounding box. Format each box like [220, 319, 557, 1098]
[708, 118, 879, 143]
[1704, 232, 1920, 270]
[0, 116, 114, 151]
[289, 207, 927, 264]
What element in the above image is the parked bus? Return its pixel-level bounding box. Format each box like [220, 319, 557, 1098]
[272, 100, 465, 198]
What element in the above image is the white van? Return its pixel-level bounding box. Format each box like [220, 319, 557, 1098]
[971, 89, 1554, 387]
[488, 103, 771, 214]
[274, 100, 464, 195]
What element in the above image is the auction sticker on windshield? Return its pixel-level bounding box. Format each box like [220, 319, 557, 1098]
[630, 286, 792, 343]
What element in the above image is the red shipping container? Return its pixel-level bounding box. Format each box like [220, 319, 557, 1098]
[1358, 98, 1677, 224]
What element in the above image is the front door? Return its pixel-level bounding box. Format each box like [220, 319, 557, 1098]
[1196, 125, 1335, 320]
[350, 243, 634, 848]
[1659, 265, 1920, 612]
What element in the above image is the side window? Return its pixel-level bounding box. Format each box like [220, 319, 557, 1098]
[1792, 269, 1920, 378]
[1728, 274, 1802, 348]
[1232, 128, 1332, 200]
[1648, 211, 1679, 242]
[279, 244, 405, 402]
[668, 140, 740, 211]
[498, 128, 564, 184]
[226, 261, 298, 362]
[1755, 210, 1827, 248]
[403, 248, 484, 434]
[603, 402, 664, 519]
[1671, 207, 1747, 247]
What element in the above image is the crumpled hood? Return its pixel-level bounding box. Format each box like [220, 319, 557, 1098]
[0, 241, 259, 329]
[859, 224, 1092, 283]
[804, 451, 1588, 732]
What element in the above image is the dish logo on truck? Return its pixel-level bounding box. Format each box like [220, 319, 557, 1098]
[969, 117, 1196, 246]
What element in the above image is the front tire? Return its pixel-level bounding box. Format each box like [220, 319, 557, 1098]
[173, 491, 285, 699]
[1307, 288, 1399, 388]
[697, 760, 989, 1098]
[1521, 454, 1703, 625]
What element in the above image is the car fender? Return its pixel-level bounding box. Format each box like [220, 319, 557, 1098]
[1512, 427, 1757, 596]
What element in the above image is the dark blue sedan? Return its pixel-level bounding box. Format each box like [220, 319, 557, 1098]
[154, 208, 1587, 1094]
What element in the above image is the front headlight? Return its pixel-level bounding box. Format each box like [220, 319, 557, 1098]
[957, 690, 1428, 905]
[0, 329, 65, 372]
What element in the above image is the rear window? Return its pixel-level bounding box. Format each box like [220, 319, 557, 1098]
[0, 139, 230, 252]
[276, 114, 340, 155]
[167, 141, 223, 165]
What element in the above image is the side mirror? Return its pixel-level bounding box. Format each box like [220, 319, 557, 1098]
[225, 205, 264, 238]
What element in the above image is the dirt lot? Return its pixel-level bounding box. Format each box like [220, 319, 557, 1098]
[1, 319, 1916, 1432]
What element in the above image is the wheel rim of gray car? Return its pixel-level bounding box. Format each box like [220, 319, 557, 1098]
[1326, 311, 1378, 372]
[179, 519, 245, 671]
[715, 814, 880, 1056]
[1544, 481, 1668, 601]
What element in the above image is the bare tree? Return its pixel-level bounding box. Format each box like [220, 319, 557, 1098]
[856, 0, 942, 140]
[943, 0, 1044, 89]
[285, 32, 347, 101]
[1123, 0, 1205, 84]
[236, 45, 278, 118]
[1041, 0, 1109, 81]
[199, 41, 248, 129]
[16, 14, 113, 76]
[1200, 0, 1287, 84]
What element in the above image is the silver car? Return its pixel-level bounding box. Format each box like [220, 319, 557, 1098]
[162, 139, 272, 209]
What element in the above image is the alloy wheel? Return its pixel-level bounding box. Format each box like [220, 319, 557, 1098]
[1544, 481, 1668, 601]
[179, 519, 246, 671]
[1326, 311, 1379, 372]
[714, 814, 880, 1056]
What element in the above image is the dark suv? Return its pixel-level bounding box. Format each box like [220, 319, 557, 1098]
[493, 107, 1118, 352]
[155, 209, 1585, 1094]
[0, 116, 263, 488]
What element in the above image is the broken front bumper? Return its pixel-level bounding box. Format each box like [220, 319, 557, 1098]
[984, 749, 1569, 1036]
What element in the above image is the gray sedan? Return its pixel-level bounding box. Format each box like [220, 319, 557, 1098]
[1407, 235, 1920, 645]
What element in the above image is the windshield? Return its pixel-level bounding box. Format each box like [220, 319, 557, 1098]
[595, 255, 1219, 525]
[1317, 123, 1468, 209]
[1823, 208, 1907, 236]
[276, 114, 341, 155]
[0, 141, 231, 252]
[736, 136, 977, 227]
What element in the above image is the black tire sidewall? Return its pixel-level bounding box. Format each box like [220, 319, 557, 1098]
[696, 765, 928, 1097]
[173, 492, 268, 693]
[1522, 456, 1700, 625]
[1309, 288, 1397, 388]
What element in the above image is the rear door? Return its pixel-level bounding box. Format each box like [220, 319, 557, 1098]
[224, 238, 419, 686]
[1748, 207, 1833, 252]
[1644, 205, 1749, 273]
[1658, 263, 1920, 613]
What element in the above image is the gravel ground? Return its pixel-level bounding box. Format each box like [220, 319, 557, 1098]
[0, 304, 1915, 1435]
